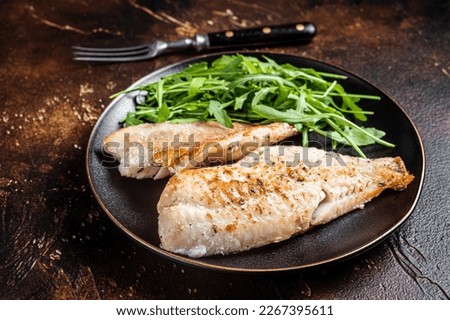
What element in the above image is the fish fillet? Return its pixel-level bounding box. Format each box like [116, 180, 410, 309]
[153, 122, 298, 174]
[103, 121, 296, 179]
[102, 122, 250, 179]
[157, 146, 414, 258]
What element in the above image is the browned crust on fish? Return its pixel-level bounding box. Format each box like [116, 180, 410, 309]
[153, 122, 297, 170]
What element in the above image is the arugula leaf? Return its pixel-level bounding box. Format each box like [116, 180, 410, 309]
[208, 100, 233, 128]
[188, 77, 206, 96]
[234, 93, 249, 110]
[124, 113, 144, 126]
[328, 126, 386, 146]
[156, 102, 170, 123]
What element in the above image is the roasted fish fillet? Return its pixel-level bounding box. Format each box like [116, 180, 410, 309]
[103, 121, 296, 179]
[157, 146, 414, 258]
[153, 122, 298, 174]
[103, 121, 251, 179]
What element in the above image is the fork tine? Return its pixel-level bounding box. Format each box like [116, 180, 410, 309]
[71, 44, 149, 53]
[71, 42, 158, 62]
[73, 47, 150, 58]
[73, 55, 152, 62]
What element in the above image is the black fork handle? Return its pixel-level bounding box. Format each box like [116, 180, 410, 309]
[207, 22, 316, 48]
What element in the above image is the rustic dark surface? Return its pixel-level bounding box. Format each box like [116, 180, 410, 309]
[0, 0, 449, 299]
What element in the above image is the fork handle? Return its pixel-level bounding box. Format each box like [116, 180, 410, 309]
[206, 22, 316, 48]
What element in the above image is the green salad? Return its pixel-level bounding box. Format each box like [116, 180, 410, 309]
[111, 54, 394, 158]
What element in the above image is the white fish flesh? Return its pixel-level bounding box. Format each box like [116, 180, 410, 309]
[157, 146, 414, 258]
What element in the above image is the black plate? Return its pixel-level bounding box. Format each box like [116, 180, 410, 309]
[86, 52, 424, 272]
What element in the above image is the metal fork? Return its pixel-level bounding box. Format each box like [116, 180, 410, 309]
[72, 22, 316, 62]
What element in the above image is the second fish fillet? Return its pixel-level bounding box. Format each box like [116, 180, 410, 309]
[157, 146, 414, 258]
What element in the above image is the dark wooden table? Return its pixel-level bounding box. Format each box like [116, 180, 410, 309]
[1, 0, 449, 299]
